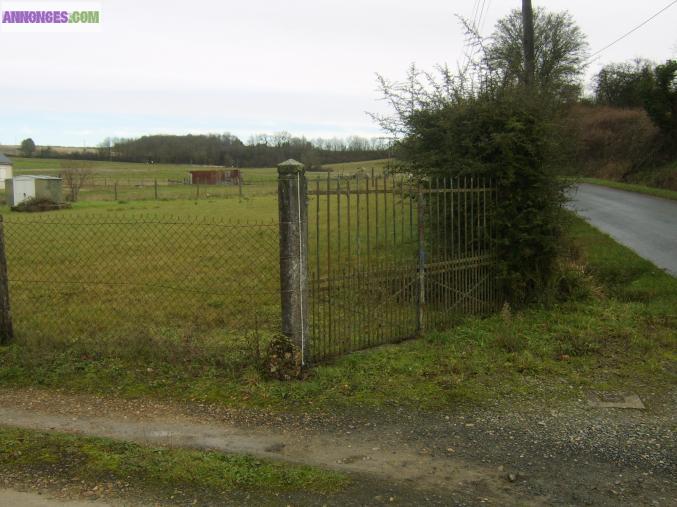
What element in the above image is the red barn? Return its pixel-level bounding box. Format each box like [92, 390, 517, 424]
[189, 170, 226, 185]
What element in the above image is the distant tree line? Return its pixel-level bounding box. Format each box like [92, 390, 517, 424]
[22, 133, 390, 169]
[106, 132, 389, 168]
[563, 57, 677, 187]
[593, 58, 677, 142]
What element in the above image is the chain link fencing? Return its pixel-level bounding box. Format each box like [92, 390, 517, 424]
[1, 211, 280, 371]
[0, 169, 502, 371]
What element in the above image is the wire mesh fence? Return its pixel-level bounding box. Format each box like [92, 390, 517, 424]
[74, 178, 280, 202]
[0, 167, 501, 370]
[1, 213, 280, 367]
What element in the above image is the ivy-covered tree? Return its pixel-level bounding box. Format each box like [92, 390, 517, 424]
[372, 8, 581, 304]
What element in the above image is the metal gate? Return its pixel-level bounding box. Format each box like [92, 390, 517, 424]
[307, 172, 499, 362]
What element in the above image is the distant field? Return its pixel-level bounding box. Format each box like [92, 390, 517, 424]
[324, 159, 391, 174]
[1, 156, 394, 217]
[0, 145, 100, 157]
[5, 158, 391, 203]
[11, 157, 391, 180]
[12, 158, 266, 181]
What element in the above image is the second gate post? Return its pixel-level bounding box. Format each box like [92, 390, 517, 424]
[277, 159, 309, 365]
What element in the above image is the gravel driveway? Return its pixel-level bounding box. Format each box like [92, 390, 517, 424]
[0, 387, 674, 506]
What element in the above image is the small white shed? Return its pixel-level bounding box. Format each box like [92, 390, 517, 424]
[6, 175, 63, 207]
[0, 154, 12, 190]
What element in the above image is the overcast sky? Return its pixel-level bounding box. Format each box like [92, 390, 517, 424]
[1, 0, 676, 147]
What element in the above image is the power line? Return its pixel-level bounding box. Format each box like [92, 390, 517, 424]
[476, 0, 488, 31]
[470, 0, 481, 30]
[470, 0, 489, 66]
[462, 0, 489, 70]
[480, 0, 493, 32]
[586, 0, 677, 63]
[461, 0, 482, 71]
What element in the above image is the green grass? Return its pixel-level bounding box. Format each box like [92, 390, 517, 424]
[1, 214, 674, 410]
[577, 177, 677, 201]
[0, 427, 347, 497]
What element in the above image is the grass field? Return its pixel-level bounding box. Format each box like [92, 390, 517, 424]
[1, 213, 674, 409]
[3, 211, 282, 374]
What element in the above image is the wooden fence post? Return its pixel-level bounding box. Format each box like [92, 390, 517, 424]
[114, 181, 118, 201]
[154, 179, 158, 200]
[277, 159, 309, 365]
[0, 216, 14, 345]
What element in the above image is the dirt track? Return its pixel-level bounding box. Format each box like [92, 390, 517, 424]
[0, 387, 674, 505]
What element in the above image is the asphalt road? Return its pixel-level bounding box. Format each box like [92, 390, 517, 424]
[569, 184, 677, 276]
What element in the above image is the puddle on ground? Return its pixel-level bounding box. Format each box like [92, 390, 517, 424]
[586, 391, 645, 409]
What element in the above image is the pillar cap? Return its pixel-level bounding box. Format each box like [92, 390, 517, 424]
[277, 159, 305, 174]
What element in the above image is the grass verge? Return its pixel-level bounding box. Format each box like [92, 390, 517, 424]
[576, 177, 677, 201]
[0, 215, 675, 410]
[0, 427, 347, 501]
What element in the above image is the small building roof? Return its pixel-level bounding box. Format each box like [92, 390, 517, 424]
[278, 159, 303, 167]
[14, 175, 62, 181]
[0, 154, 11, 165]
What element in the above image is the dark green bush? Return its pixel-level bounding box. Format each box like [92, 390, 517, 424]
[399, 90, 568, 304]
[11, 198, 70, 213]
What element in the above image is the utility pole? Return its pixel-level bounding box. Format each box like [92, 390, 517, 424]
[522, 0, 535, 87]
